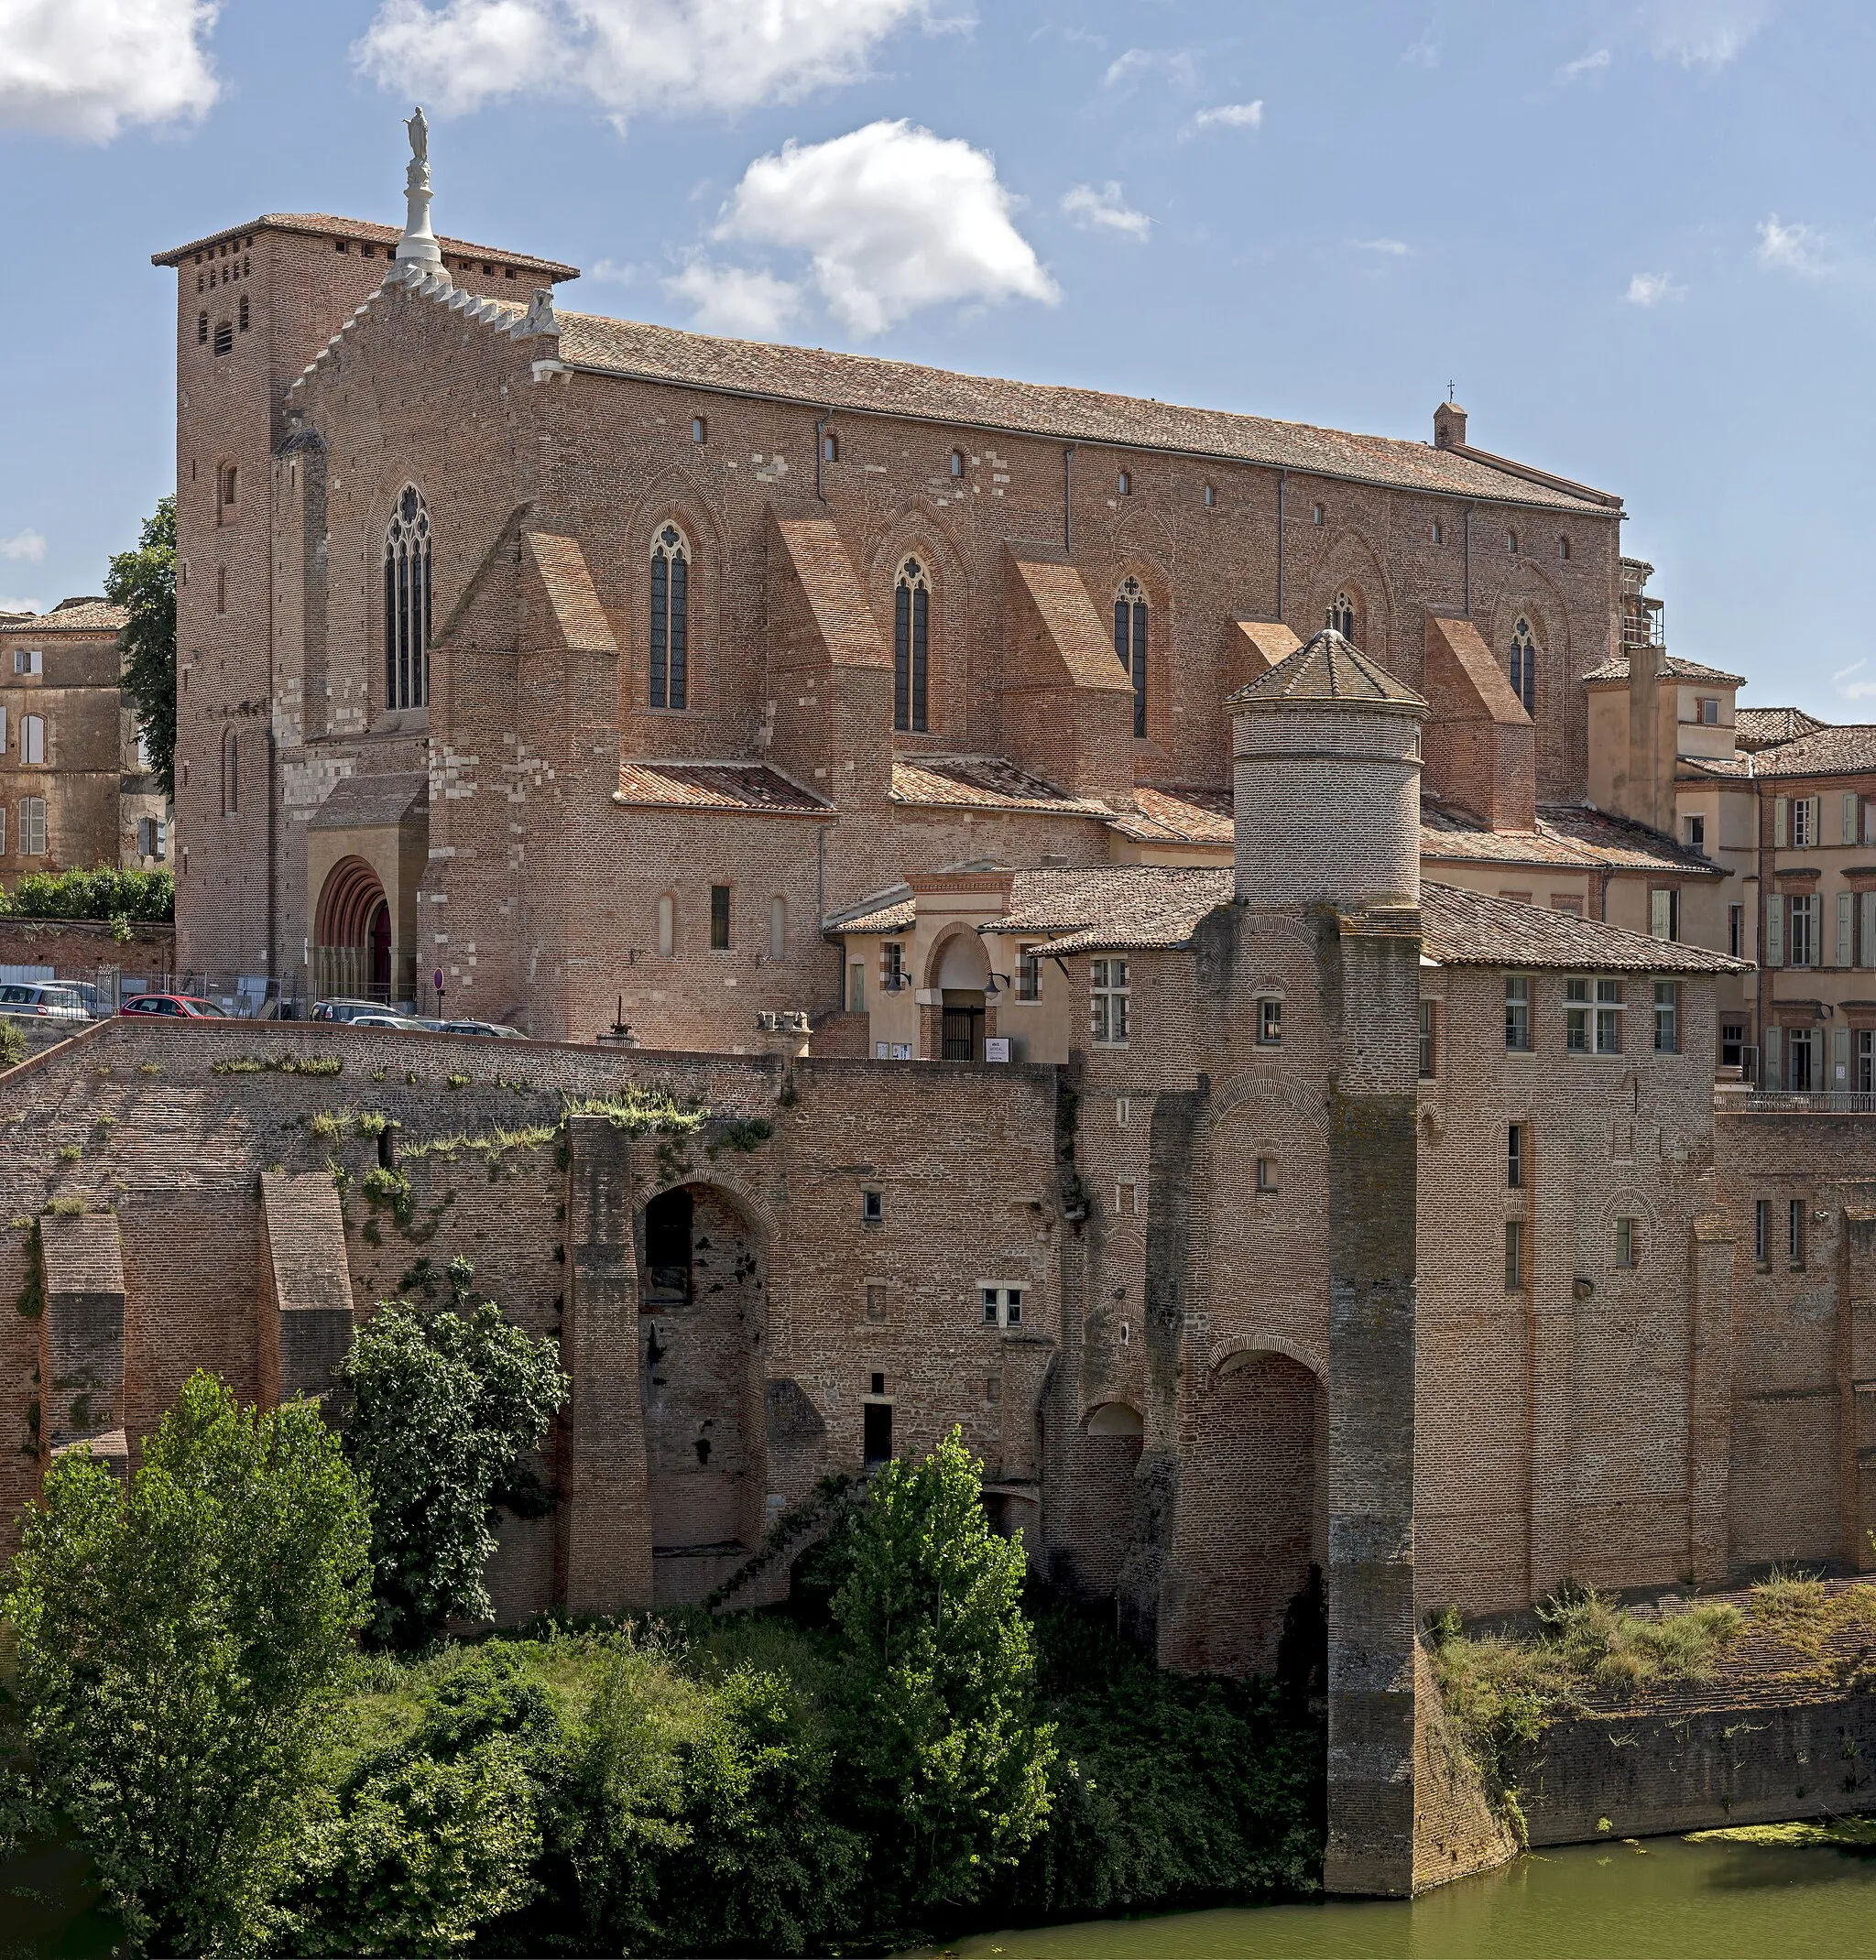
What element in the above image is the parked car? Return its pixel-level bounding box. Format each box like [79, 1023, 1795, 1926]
[344, 1010, 431, 1031]
[119, 994, 231, 1018]
[310, 997, 392, 1023]
[1, 982, 92, 1023]
[438, 1019, 528, 1040]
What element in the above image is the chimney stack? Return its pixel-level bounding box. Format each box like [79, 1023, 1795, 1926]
[1433, 399, 1467, 450]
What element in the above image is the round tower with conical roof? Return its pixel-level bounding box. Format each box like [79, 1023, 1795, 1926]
[1227, 627, 1427, 911]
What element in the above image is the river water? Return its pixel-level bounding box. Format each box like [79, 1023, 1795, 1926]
[942, 1835, 1876, 1958]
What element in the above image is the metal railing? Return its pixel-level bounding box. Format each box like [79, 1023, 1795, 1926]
[1743, 1091, 1876, 1114]
[310, 946, 418, 1009]
[1620, 604, 1666, 650]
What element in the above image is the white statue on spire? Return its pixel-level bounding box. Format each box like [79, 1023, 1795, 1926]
[394, 104, 442, 270]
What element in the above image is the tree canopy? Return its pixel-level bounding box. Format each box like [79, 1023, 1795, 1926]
[2, 1372, 371, 1953]
[104, 495, 177, 797]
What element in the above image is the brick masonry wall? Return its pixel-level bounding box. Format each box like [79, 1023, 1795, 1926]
[0, 919, 175, 983]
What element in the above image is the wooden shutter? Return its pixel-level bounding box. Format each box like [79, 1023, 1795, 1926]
[1763, 1027, 1783, 1090]
[1765, 896, 1783, 966]
[1840, 892, 1856, 968]
[1848, 793, 1861, 846]
[1775, 797, 1789, 847]
[1863, 890, 1876, 969]
[1834, 1028, 1852, 1085]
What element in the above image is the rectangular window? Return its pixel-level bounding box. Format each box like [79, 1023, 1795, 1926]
[1566, 977, 1623, 1053]
[1794, 796, 1818, 848]
[1789, 1026, 1816, 1092]
[861, 1188, 883, 1225]
[847, 963, 866, 1012]
[1507, 1124, 1524, 1189]
[1721, 1019, 1746, 1069]
[1091, 959, 1130, 1046]
[1116, 1181, 1138, 1215]
[881, 942, 904, 990]
[1418, 999, 1435, 1079]
[1649, 887, 1680, 941]
[865, 1283, 886, 1323]
[20, 797, 45, 855]
[709, 883, 731, 951]
[13, 647, 41, 675]
[1729, 904, 1745, 959]
[1685, 814, 1706, 850]
[1754, 1198, 1772, 1267]
[1789, 895, 1818, 968]
[1255, 1157, 1277, 1192]
[1505, 975, 1532, 1051]
[1789, 1198, 1805, 1269]
[1699, 697, 1719, 725]
[1504, 1220, 1524, 1291]
[20, 714, 44, 765]
[692, 416, 706, 443]
[1614, 1217, 1639, 1268]
[1258, 997, 1282, 1046]
[1859, 1029, 1875, 1093]
[1016, 943, 1041, 1001]
[980, 1284, 1024, 1329]
[1653, 980, 1678, 1053]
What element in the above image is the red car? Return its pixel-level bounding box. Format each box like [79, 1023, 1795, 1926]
[119, 994, 231, 1018]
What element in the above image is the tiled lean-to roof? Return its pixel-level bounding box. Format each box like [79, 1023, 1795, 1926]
[1420, 883, 1745, 973]
[1746, 725, 1876, 778]
[0, 598, 127, 635]
[831, 866, 1234, 948]
[1107, 786, 1236, 846]
[615, 762, 831, 813]
[554, 314, 1619, 511]
[889, 757, 1113, 815]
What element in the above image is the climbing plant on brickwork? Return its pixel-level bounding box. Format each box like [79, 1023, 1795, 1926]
[0, 1371, 370, 1953]
[104, 495, 177, 799]
[340, 1265, 569, 1648]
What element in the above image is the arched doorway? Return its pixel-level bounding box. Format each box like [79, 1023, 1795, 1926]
[1173, 1351, 1326, 1676]
[932, 931, 990, 1061]
[638, 1182, 767, 1605]
[313, 855, 392, 1002]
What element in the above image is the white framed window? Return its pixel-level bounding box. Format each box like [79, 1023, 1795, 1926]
[882, 942, 905, 991]
[1791, 796, 1820, 848]
[1698, 697, 1719, 725]
[1257, 996, 1282, 1046]
[1255, 1156, 1277, 1192]
[979, 1282, 1024, 1329]
[1685, 815, 1705, 850]
[19, 713, 44, 765]
[1614, 1217, 1639, 1269]
[15, 647, 42, 676]
[1565, 976, 1623, 1053]
[1653, 981, 1678, 1053]
[1789, 895, 1818, 968]
[1505, 975, 1532, 1051]
[136, 816, 167, 860]
[1091, 958, 1129, 1046]
[691, 415, 707, 443]
[1117, 470, 1132, 496]
[19, 796, 46, 855]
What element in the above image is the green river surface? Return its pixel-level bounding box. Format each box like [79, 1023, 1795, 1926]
[937, 1835, 1876, 1958]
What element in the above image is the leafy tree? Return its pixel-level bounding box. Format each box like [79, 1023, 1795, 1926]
[104, 495, 177, 797]
[2, 1372, 371, 1954]
[2, 866, 174, 922]
[828, 1427, 1056, 1923]
[340, 1270, 569, 1647]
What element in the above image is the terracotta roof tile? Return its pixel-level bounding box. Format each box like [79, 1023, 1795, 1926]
[1736, 705, 1828, 751]
[1749, 725, 1876, 778]
[0, 599, 126, 635]
[554, 313, 1618, 511]
[830, 891, 918, 933]
[309, 771, 427, 830]
[152, 213, 578, 278]
[615, 761, 831, 813]
[1107, 785, 1236, 845]
[1532, 802, 1721, 875]
[1583, 652, 1747, 686]
[890, 756, 1112, 814]
[1228, 628, 1426, 711]
[1421, 882, 1744, 973]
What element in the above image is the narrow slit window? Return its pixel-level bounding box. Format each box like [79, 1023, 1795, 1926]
[382, 485, 432, 711]
[1113, 577, 1148, 738]
[1510, 617, 1537, 716]
[709, 883, 731, 951]
[1504, 1220, 1525, 1290]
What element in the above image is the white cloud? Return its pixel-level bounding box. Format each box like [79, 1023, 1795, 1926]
[1638, 0, 1770, 70]
[706, 119, 1057, 339]
[1353, 237, 1409, 256]
[354, 0, 933, 123]
[1061, 181, 1150, 242]
[0, 596, 45, 616]
[1834, 658, 1867, 686]
[1841, 679, 1876, 701]
[1624, 270, 1685, 305]
[1193, 99, 1262, 130]
[1103, 46, 1195, 90]
[1400, 31, 1438, 68]
[0, 528, 48, 562]
[1757, 213, 1830, 278]
[665, 256, 803, 337]
[1558, 47, 1611, 81]
[0, 0, 219, 140]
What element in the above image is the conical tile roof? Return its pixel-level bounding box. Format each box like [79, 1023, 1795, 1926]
[1227, 628, 1426, 713]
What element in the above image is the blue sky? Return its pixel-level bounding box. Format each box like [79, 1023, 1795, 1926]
[0, 0, 1867, 716]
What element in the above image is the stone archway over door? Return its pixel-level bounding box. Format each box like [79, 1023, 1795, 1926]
[638, 1183, 767, 1605]
[1172, 1352, 1327, 1675]
[313, 855, 391, 1001]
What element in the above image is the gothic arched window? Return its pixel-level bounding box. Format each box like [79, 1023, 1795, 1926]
[383, 486, 432, 711]
[1325, 589, 1356, 638]
[894, 558, 930, 733]
[649, 524, 690, 710]
[1114, 577, 1148, 738]
[1510, 617, 1537, 716]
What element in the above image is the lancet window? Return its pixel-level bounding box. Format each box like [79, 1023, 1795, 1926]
[894, 558, 930, 733]
[383, 486, 431, 711]
[1325, 589, 1356, 638]
[1114, 577, 1148, 737]
[649, 524, 690, 710]
[1510, 617, 1537, 715]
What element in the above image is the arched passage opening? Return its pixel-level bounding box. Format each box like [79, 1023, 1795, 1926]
[638, 1182, 767, 1605]
[929, 930, 991, 1061]
[313, 855, 392, 1000]
[1173, 1351, 1327, 1677]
